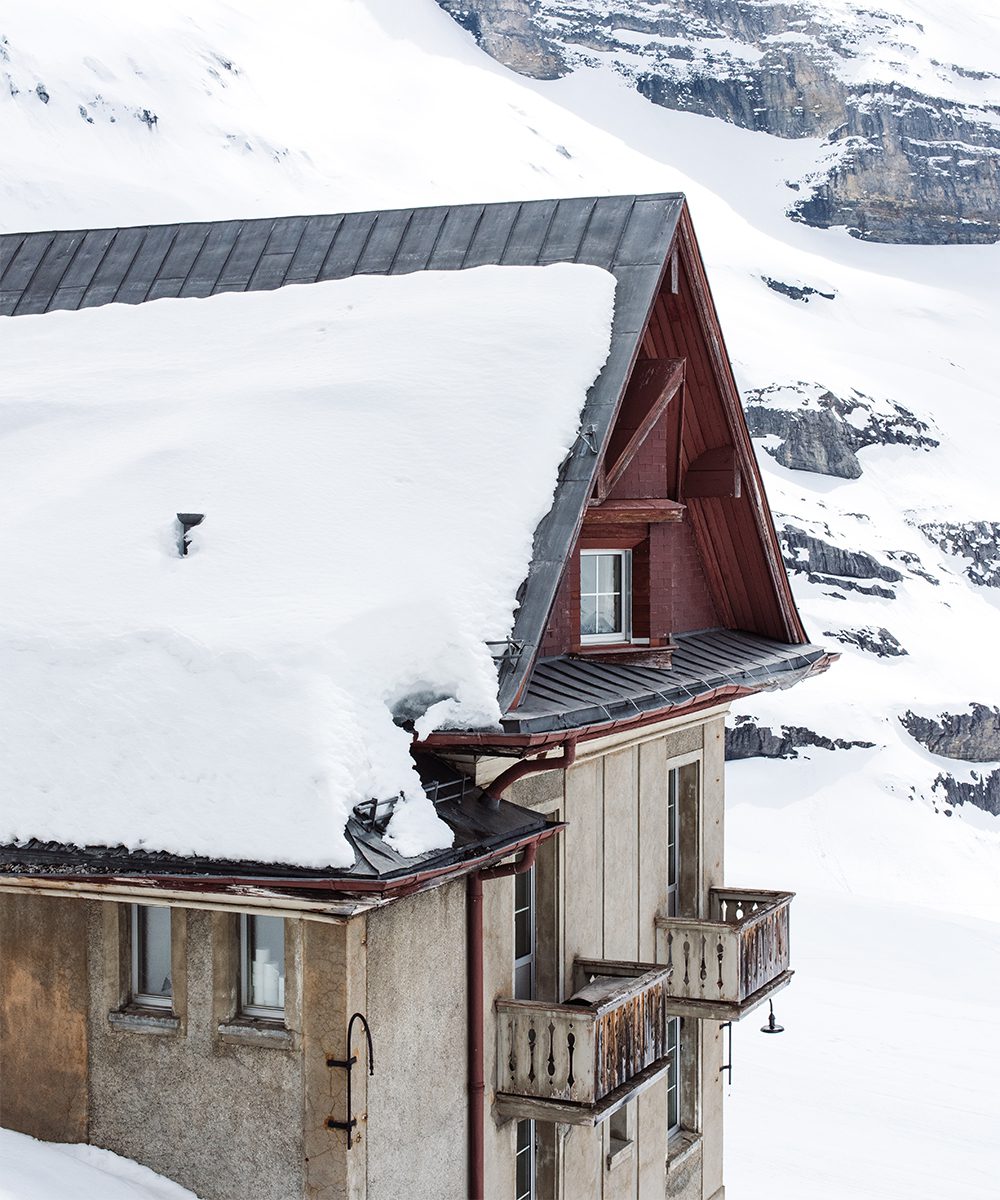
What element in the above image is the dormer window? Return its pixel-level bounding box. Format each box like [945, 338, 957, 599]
[580, 549, 631, 643]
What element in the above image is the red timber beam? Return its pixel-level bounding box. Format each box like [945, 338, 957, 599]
[594, 357, 685, 502]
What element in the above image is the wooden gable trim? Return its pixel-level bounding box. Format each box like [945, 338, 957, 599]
[673, 210, 806, 643]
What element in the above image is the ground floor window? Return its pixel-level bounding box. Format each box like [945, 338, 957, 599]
[667, 1016, 682, 1135]
[240, 914, 285, 1018]
[515, 1119, 535, 1200]
[131, 904, 172, 1009]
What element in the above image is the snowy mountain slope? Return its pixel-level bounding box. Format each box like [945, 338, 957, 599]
[440, 0, 1000, 242]
[1, 1, 998, 1196]
[0, 0, 669, 231]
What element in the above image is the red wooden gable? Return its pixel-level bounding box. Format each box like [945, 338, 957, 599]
[536, 205, 804, 669]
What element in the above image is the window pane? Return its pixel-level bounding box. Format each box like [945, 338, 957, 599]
[596, 593, 621, 635]
[513, 866, 534, 1000]
[597, 553, 621, 593]
[247, 915, 285, 1011]
[138, 906, 172, 999]
[580, 553, 597, 593]
[514, 961, 533, 1001]
[514, 867, 530, 913]
[514, 906, 532, 963]
[678, 762, 698, 810]
[580, 593, 599, 636]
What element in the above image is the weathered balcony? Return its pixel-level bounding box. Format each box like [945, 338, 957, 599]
[654, 888, 793, 1020]
[494, 959, 672, 1125]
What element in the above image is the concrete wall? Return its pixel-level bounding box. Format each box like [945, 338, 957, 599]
[472, 709, 728, 1200]
[87, 905, 305, 1200]
[364, 881, 467, 1200]
[0, 892, 90, 1143]
[301, 916, 365, 1200]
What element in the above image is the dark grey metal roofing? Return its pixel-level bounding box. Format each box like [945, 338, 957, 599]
[0, 756, 551, 885]
[502, 630, 828, 736]
[0, 193, 685, 712]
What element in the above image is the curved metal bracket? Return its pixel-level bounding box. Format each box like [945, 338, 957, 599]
[326, 1011, 375, 1149]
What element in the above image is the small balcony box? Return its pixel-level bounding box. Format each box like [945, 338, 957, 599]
[655, 888, 793, 1020]
[495, 959, 672, 1126]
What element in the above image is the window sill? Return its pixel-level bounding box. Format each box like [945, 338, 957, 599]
[572, 640, 677, 667]
[108, 1007, 181, 1036]
[667, 1130, 701, 1174]
[606, 1137, 635, 1172]
[217, 1017, 294, 1049]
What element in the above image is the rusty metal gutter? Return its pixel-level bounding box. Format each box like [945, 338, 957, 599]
[0, 827, 563, 909]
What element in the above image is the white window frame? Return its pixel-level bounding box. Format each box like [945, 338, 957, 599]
[240, 914, 286, 1021]
[514, 868, 537, 1199]
[580, 549, 632, 644]
[130, 904, 173, 1010]
[513, 865, 536, 1002]
[667, 1016, 682, 1137]
[667, 767, 680, 918]
[515, 1117, 536, 1200]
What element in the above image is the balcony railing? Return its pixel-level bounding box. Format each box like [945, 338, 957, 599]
[654, 888, 793, 1020]
[494, 959, 672, 1125]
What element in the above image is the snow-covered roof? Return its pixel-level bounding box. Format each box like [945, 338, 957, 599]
[0, 262, 615, 869]
[0, 194, 689, 713]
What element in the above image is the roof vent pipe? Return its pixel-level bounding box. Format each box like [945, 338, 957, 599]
[176, 513, 204, 557]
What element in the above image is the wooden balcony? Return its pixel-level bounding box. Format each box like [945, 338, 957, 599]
[494, 959, 672, 1126]
[654, 888, 793, 1020]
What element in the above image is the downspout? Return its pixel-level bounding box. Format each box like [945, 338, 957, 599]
[467, 738, 576, 1200]
[481, 737, 577, 807]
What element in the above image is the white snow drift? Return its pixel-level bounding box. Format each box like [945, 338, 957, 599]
[0, 1129, 197, 1200]
[0, 264, 615, 867]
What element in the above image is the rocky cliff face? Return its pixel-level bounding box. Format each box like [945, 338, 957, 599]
[438, 0, 1000, 243]
[918, 521, 1000, 588]
[744, 382, 937, 478]
[902, 705, 1000, 761]
[934, 770, 1000, 817]
[780, 522, 903, 598]
[726, 715, 874, 760]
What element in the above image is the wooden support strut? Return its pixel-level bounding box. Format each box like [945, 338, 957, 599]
[682, 445, 741, 500]
[594, 358, 685, 503]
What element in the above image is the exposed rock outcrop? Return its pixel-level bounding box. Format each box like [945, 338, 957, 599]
[438, 1, 566, 78]
[918, 521, 1000, 588]
[439, 0, 1000, 244]
[726, 716, 874, 760]
[780, 524, 902, 598]
[901, 705, 1000, 762]
[762, 277, 835, 302]
[933, 770, 1000, 817]
[823, 626, 908, 657]
[745, 382, 937, 479]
